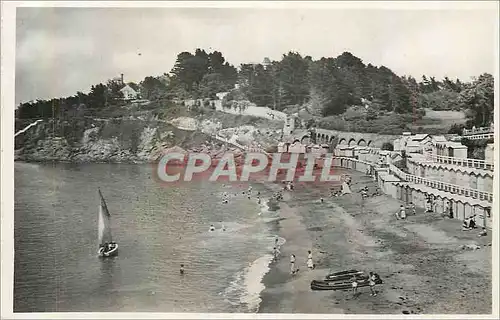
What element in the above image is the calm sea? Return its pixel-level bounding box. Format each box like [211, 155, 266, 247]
[14, 162, 282, 313]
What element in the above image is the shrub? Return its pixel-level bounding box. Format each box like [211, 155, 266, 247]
[381, 142, 394, 151]
[448, 123, 465, 135]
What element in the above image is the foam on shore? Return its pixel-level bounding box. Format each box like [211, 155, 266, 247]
[224, 235, 285, 312]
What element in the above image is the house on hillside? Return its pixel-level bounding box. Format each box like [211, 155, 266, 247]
[120, 83, 140, 100]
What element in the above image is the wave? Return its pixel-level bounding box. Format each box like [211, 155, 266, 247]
[224, 254, 274, 312]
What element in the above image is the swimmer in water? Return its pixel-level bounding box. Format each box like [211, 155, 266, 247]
[257, 197, 261, 204]
[209, 224, 215, 232]
[180, 264, 185, 275]
[320, 197, 324, 203]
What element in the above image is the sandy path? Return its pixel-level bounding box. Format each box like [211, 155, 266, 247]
[258, 169, 492, 314]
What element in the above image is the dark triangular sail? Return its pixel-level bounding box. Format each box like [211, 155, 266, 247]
[98, 188, 113, 246]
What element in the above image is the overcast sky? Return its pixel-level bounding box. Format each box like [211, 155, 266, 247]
[15, 5, 498, 105]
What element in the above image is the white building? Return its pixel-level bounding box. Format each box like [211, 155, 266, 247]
[120, 84, 140, 100]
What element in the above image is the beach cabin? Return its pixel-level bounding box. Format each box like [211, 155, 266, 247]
[446, 142, 468, 158]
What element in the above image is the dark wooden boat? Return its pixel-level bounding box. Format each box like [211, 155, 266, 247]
[311, 274, 383, 291]
[325, 269, 364, 281]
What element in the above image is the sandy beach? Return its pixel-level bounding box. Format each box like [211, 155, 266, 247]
[258, 169, 492, 314]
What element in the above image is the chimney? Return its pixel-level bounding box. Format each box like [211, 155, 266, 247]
[121, 73, 124, 85]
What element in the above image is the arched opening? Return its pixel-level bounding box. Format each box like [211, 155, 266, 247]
[293, 139, 301, 144]
[357, 139, 367, 146]
[339, 138, 347, 145]
[367, 140, 373, 147]
[301, 135, 311, 144]
[348, 138, 356, 147]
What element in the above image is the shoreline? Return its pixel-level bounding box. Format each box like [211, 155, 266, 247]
[256, 169, 492, 314]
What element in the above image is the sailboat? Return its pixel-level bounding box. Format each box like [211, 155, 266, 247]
[97, 188, 119, 258]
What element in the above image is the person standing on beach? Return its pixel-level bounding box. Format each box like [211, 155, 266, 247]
[399, 205, 406, 219]
[443, 201, 449, 217]
[410, 202, 416, 215]
[307, 250, 315, 269]
[290, 254, 297, 275]
[272, 247, 280, 261]
[425, 198, 432, 213]
[351, 275, 358, 296]
[369, 272, 377, 296]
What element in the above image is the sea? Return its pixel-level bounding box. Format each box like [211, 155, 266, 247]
[14, 162, 285, 313]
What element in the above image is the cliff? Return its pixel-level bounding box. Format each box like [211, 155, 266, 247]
[14, 110, 284, 163]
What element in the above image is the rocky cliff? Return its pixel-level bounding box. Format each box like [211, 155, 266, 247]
[14, 112, 284, 163]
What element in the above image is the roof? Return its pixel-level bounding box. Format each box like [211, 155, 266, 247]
[390, 153, 402, 159]
[411, 134, 430, 141]
[120, 84, 138, 93]
[432, 135, 447, 142]
[446, 142, 467, 149]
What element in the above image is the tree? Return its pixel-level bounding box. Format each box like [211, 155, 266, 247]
[106, 79, 124, 102]
[381, 142, 394, 151]
[88, 83, 107, 108]
[278, 51, 310, 105]
[169, 49, 237, 98]
[458, 73, 494, 127]
[141, 76, 166, 100]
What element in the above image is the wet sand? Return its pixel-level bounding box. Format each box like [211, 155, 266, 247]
[258, 169, 492, 314]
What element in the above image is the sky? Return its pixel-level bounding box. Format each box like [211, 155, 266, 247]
[15, 4, 498, 105]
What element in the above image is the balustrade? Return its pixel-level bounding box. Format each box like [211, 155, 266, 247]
[423, 152, 494, 171]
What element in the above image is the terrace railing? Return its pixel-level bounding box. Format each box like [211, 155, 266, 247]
[462, 126, 494, 136]
[388, 163, 493, 202]
[423, 152, 494, 171]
